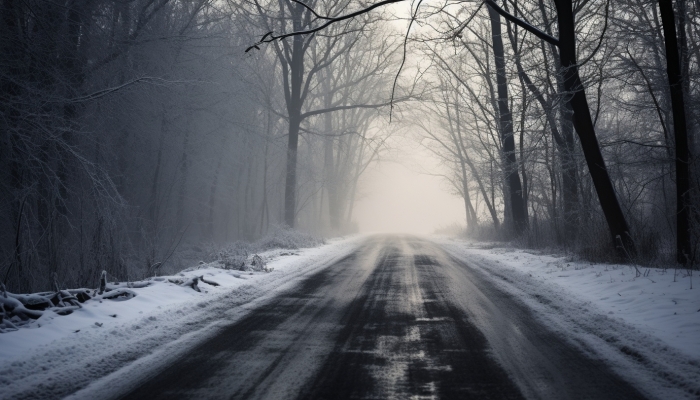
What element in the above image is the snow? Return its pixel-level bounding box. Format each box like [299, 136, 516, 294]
[439, 237, 700, 400]
[0, 235, 362, 400]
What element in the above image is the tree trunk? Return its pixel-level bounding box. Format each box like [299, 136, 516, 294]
[322, 76, 342, 231]
[284, 113, 301, 227]
[176, 129, 189, 232]
[559, 104, 579, 243]
[460, 158, 478, 229]
[506, 3, 580, 244]
[451, 92, 478, 229]
[554, 0, 636, 257]
[488, 6, 528, 234]
[208, 158, 222, 241]
[259, 109, 272, 236]
[460, 140, 501, 229]
[283, 9, 305, 229]
[324, 136, 343, 231]
[658, 0, 691, 264]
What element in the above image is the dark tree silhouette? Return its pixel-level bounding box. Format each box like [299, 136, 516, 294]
[658, 0, 691, 265]
[488, 6, 528, 234]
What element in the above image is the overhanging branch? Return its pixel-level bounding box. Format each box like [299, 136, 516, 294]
[246, 0, 558, 50]
[245, 0, 407, 52]
[484, 0, 559, 46]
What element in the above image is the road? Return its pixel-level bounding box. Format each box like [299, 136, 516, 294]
[123, 235, 646, 399]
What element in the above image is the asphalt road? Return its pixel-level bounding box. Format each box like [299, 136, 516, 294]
[123, 235, 647, 399]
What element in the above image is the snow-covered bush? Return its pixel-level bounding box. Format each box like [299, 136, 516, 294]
[191, 227, 322, 273]
[216, 241, 252, 269]
[255, 225, 324, 250]
[247, 254, 271, 272]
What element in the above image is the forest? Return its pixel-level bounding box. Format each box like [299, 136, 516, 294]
[1, 0, 698, 293]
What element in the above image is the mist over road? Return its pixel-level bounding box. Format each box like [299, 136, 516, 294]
[123, 236, 645, 399]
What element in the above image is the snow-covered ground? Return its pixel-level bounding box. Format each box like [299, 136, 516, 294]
[0, 236, 362, 400]
[3, 234, 699, 399]
[439, 237, 700, 399]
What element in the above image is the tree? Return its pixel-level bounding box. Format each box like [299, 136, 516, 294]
[487, 5, 528, 234]
[0, 0, 279, 292]
[502, 1, 579, 244]
[657, 0, 691, 265]
[244, 0, 395, 228]
[248, 0, 637, 255]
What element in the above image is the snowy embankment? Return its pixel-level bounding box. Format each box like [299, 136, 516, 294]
[439, 237, 700, 400]
[0, 235, 362, 400]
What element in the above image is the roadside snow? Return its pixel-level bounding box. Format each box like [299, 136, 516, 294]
[0, 235, 362, 400]
[439, 238, 700, 400]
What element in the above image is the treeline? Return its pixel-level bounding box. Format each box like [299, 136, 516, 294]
[414, 0, 699, 264]
[0, 0, 397, 293]
[243, 0, 699, 266]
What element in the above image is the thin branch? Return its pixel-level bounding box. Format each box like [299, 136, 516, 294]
[246, 0, 407, 52]
[390, 0, 424, 121]
[452, 2, 486, 39]
[578, 0, 610, 67]
[300, 100, 402, 120]
[289, 0, 333, 20]
[63, 77, 180, 103]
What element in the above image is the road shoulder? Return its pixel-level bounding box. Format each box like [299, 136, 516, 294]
[438, 237, 700, 400]
[0, 236, 363, 400]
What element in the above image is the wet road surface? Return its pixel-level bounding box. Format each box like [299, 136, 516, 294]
[123, 236, 646, 399]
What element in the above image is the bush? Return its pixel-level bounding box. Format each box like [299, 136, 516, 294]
[215, 241, 252, 270]
[255, 225, 324, 250]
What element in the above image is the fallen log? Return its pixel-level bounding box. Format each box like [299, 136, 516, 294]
[0, 295, 44, 320]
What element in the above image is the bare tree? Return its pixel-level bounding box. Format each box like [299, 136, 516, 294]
[247, 0, 637, 256]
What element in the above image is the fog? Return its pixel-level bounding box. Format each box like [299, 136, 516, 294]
[354, 157, 464, 235]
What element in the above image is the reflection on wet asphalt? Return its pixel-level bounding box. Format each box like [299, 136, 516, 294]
[123, 236, 647, 400]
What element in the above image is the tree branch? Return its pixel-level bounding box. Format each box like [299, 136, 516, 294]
[484, 0, 559, 46]
[246, 0, 407, 52]
[300, 100, 401, 120]
[390, 0, 424, 121]
[289, 0, 333, 20]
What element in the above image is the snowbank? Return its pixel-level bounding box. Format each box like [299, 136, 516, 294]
[0, 236, 361, 399]
[439, 238, 700, 400]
